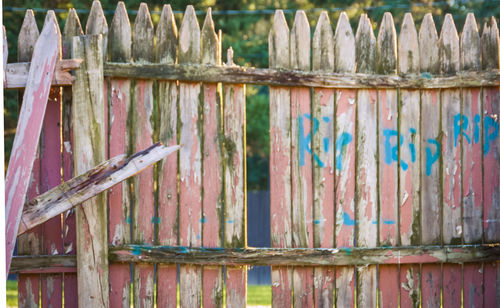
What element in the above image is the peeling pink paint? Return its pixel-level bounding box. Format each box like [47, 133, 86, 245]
[421, 264, 441, 308]
[443, 264, 461, 307]
[379, 265, 398, 308]
[463, 263, 483, 307]
[157, 265, 177, 308]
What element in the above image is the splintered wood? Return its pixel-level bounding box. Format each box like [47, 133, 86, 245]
[7, 2, 500, 306]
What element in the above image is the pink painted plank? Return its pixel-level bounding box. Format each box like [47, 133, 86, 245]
[421, 264, 441, 308]
[40, 86, 63, 308]
[226, 267, 247, 307]
[484, 262, 500, 307]
[378, 89, 398, 246]
[379, 265, 399, 308]
[443, 264, 461, 307]
[483, 87, 500, 243]
[463, 263, 483, 308]
[335, 266, 354, 307]
[5, 21, 58, 272]
[400, 264, 420, 308]
[157, 266, 177, 308]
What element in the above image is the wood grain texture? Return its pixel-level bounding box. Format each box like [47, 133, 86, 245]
[463, 263, 483, 308]
[484, 262, 500, 307]
[290, 11, 313, 308]
[440, 14, 462, 245]
[201, 9, 224, 308]
[442, 264, 461, 307]
[108, 3, 132, 307]
[334, 11, 356, 308]
[461, 13, 483, 245]
[40, 12, 63, 308]
[72, 34, 109, 307]
[355, 13, 377, 308]
[178, 6, 203, 307]
[481, 17, 500, 243]
[419, 13, 441, 246]
[399, 13, 421, 247]
[421, 264, 441, 308]
[61, 9, 82, 307]
[269, 10, 293, 307]
[16, 10, 41, 307]
[5, 20, 58, 273]
[400, 264, 420, 308]
[156, 4, 179, 307]
[130, 4, 155, 307]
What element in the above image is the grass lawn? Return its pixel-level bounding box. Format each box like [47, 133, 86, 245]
[6, 280, 270, 307]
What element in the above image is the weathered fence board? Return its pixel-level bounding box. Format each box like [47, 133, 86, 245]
[108, 3, 132, 307]
[72, 33, 108, 307]
[5, 19, 58, 273]
[8, 3, 500, 306]
[311, 11, 335, 307]
[201, 9, 224, 308]
[156, 4, 179, 307]
[269, 10, 293, 307]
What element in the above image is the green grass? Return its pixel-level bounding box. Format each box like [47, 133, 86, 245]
[6, 280, 271, 307]
[7, 280, 17, 307]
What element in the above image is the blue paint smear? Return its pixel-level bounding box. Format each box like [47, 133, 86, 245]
[132, 248, 142, 256]
[323, 137, 330, 152]
[425, 139, 440, 176]
[196, 234, 201, 239]
[335, 132, 353, 171]
[323, 116, 331, 123]
[409, 127, 417, 163]
[484, 115, 499, 155]
[227, 220, 234, 224]
[421, 72, 432, 79]
[383, 219, 396, 225]
[200, 217, 206, 223]
[474, 114, 480, 144]
[383, 129, 398, 165]
[126, 217, 132, 224]
[343, 212, 356, 226]
[454, 113, 470, 146]
[343, 247, 353, 255]
[314, 219, 321, 225]
[372, 219, 378, 224]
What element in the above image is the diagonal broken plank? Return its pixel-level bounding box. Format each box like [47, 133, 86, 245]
[18, 143, 180, 236]
[5, 21, 59, 272]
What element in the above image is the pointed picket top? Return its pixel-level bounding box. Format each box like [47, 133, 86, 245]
[86, 1, 108, 36]
[439, 14, 460, 75]
[290, 10, 310, 71]
[156, 4, 178, 64]
[398, 13, 419, 75]
[312, 11, 333, 71]
[179, 5, 201, 64]
[356, 14, 376, 73]
[376, 12, 397, 74]
[63, 9, 83, 59]
[201, 8, 219, 65]
[132, 3, 154, 63]
[44, 10, 62, 56]
[334, 12, 355, 73]
[18, 10, 39, 62]
[269, 10, 290, 69]
[461, 13, 480, 71]
[481, 17, 500, 70]
[109, 2, 131, 62]
[419, 13, 439, 74]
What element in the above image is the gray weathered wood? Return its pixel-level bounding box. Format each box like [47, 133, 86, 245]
[18, 10, 39, 62]
[419, 13, 441, 246]
[104, 62, 500, 88]
[19, 144, 179, 235]
[178, 6, 203, 308]
[440, 14, 462, 245]
[110, 244, 500, 266]
[72, 34, 109, 307]
[86, 0, 108, 57]
[399, 13, 421, 246]
[461, 13, 482, 244]
[269, 9, 293, 307]
[355, 12, 377, 308]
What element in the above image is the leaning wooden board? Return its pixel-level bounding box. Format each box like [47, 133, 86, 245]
[5, 20, 58, 272]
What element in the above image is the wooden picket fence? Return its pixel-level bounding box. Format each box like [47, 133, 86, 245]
[5, 1, 500, 307]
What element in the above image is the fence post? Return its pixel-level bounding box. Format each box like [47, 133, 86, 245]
[311, 10, 335, 307]
[156, 4, 179, 307]
[269, 10, 293, 307]
[72, 33, 109, 307]
[108, 2, 132, 307]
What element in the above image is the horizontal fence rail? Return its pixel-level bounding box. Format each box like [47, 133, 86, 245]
[104, 62, 500, 88]
[5, 1, 500, 307]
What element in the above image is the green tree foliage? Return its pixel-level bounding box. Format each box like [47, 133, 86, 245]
[4, 0, 500, 189]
